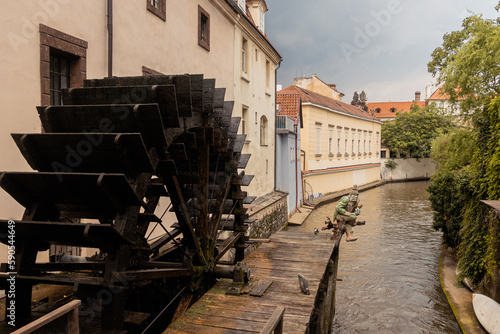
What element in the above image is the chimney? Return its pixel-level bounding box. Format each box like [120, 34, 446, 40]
[415, 91, 421, 102]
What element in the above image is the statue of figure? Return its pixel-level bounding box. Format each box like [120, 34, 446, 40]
[360, 90, 367, 103]
[332, 185, 365, 242]
[351, 91, 359, 105]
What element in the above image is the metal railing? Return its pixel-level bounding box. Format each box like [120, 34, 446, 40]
[276, 115, 294, 132]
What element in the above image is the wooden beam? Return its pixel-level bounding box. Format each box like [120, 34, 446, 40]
[216, 231, 245, 262]
[11, 299, 81, 334]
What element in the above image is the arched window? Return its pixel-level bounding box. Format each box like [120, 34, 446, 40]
[376, 108, 381, 113]
[260, 115, 268, 146]
[390, 107, 396, 113]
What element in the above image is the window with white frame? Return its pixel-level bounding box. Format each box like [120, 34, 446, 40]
[364, 132, 367, 154]
[376, 132, 380, 154]
[337, 129, 341, 154]
[345, 130, 349, 154]
[266, 59, 271, 90]
[358, 132, 361, 153]
[260, 115, 268, 145]
[328, 128, 333, 155]
[238, 0, 245, 10]
[316, 123, 322, 155]
[259, 9, 265, 32]
[369, 132, 372, 153]
[242, 38, 248, 73]
[241, 106, 248, 135]
[352, 130, 356, 154]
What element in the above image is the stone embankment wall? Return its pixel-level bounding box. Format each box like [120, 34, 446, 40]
[380, 157, 436, 181]
[246, 191, 288, 238]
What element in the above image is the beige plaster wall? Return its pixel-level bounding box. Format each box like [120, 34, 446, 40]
[303, 165, 381, 198]
[301, 104, 382, 172]
[233, 24, 279, 198]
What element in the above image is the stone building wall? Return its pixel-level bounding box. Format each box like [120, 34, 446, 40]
[246, 191, 288, 238]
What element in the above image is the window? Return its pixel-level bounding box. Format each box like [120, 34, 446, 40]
[376, 108, 381, 113]
[50, 53, 70, 105]
[352, 130, 356, 154]
[260, 116, 268, 146]
[369, 132, 372, 154]
[337, 130, 341, 154]
[363, 133, 367, 154]
[316, 124, 321, 155]
[390, 107, 396, 113]
[376, 132, 380, 154]
[328, 128, 333, 155]
[241, 106, 248, 135]
[345, 131, 349, 154]
[198, 6, 210, 51]
[357, 132, 361, 154]
[259, 9, 265, 32]
[266, 59, 271, 89]
[381, 150, 387, 158]
[242, 38, 248, 73]
[147, 0, 166, 21]
[40, 24, 87, 106]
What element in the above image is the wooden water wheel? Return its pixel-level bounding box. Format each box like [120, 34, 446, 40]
[0, 74, 254, 332]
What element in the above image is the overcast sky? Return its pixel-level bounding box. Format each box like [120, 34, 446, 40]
[266, 0, 499, 102]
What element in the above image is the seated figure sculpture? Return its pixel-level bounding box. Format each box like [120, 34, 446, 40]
[332, 185, 365, 242]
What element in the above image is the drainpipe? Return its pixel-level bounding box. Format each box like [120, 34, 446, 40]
[301, 149, 306, 203]
[274, 60, 281, 191]
[107, 0, 113, 77]
[294, 118, 301, 213]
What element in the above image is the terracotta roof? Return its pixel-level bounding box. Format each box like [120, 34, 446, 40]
[278, 85, 380, 122]
[277, 93, 300, 118]
[427, 85, 465, 101]
[366, 101, 426, 119]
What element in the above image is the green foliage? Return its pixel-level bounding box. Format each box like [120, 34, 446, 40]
[430, 128, 476, 171]
[384, 159, 398, 170]
[427, 6, 500, 286]
[381, 104, 454, 159]
[428, 14, 500, 116]
[427, 167, 476, 248]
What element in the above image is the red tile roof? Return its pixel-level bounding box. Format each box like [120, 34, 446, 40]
[427, 85, 465, 101]
[278, 85, 380, 122]
[277, 93, 300, 118]
[366, 101, 426, 119]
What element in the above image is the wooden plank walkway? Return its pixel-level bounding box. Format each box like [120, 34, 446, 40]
[165, 229, 337, 333]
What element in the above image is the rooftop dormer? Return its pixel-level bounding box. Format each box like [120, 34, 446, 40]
[246, 0, 268, 33]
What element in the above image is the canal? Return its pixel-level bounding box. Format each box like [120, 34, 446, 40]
[294, 181, 461, 333]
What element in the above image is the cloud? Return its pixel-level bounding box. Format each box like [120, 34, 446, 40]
[266, 0, 499, 102]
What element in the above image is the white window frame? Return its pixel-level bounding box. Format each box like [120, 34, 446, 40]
[316, 123, 322, 155]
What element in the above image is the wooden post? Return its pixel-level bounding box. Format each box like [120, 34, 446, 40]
[11, 299, 81, 334]
[259, 306, 285, 334]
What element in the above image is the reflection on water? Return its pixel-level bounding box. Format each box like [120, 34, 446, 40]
[295, 182, 460, 334]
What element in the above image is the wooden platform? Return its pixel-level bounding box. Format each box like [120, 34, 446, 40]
[165, 229, 338, 333]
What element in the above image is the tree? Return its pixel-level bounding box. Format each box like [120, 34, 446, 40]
[427, 6, 500, 286]
[381, 104, 454, 159]
[430, 128, 476, 171]
[428, 13, 500, 116]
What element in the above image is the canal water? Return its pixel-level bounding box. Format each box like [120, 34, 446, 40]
[295, 182, 461, 333]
